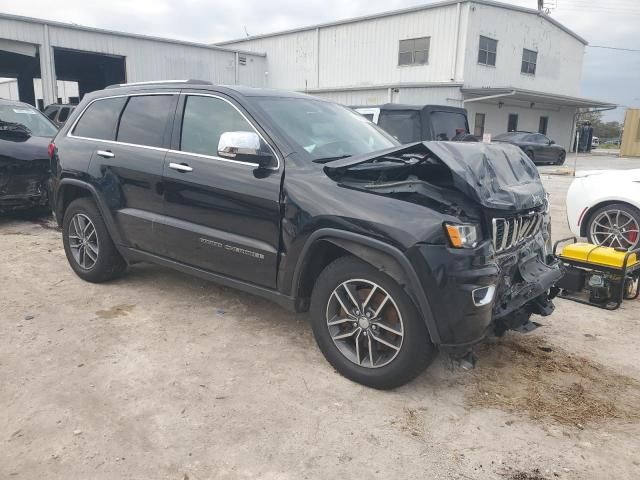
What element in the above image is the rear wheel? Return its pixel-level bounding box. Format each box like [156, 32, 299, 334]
[586, 203, 640, 250]
[62, 197, 127, 282]
[556, 151, 566, 166]
[310, 256, 436, 389]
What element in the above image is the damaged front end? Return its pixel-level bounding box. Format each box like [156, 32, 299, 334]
[324, 141, 563, 351]
[0, 157, 50, 212]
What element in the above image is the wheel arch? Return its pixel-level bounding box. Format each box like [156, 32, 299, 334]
[292, 228, 441, 344]
[55, 179, 123, 245]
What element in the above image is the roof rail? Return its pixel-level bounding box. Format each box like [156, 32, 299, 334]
[106, 79, 213, 89]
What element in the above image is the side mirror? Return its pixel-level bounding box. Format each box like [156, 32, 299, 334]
[218, 131, 275, 168]
[549, 139, 555, 145]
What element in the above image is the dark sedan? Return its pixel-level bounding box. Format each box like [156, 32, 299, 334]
[1, 99, 58, 213]
[494, 131, 566, 165]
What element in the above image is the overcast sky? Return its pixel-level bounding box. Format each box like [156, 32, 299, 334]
[1, 0, 638, 121]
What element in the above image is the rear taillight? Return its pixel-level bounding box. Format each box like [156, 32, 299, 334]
[48, 142, 56, 160]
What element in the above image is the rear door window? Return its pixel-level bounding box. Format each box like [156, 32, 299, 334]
[180, 95, 254, 157]
[378, 110, 421, 144]
[72, 97, 126, 140]
[116, 95, 175, 148]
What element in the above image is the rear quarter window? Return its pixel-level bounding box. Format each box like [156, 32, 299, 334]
[72, 97, 127, 140]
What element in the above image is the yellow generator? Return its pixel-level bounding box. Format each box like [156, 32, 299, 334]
[553, 238, 640, 309]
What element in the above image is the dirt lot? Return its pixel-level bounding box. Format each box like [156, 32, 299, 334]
[2, 154, 640, 480]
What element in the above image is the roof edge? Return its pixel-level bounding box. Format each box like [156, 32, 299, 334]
[305, 82, 464, 94]
[0, 12, 267, 57]
[461, 87, 616, 107]
[215, 0, 587, 46]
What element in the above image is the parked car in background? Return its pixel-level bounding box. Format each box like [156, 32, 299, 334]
[50, 81, 561, 389]
[43, 103, 77, 128]
[354, 104, 472, 143]
[591, 136, 600, 147]
[493, 131, 566, 165]
[0, 99, 58, 213]
[567, 169, 640, 250]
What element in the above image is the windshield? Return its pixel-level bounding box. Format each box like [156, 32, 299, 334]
[429, 111, 468, 141]
[0, 104, 58, 137]
[254, 97, 397, 161]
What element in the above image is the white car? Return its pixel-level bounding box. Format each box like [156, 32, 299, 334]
[566, 169, 640, 250]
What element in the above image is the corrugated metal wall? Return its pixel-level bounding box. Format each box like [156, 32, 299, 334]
[463, 3, 585, 96]
[0, 15, 267, 105]
[223, 4, 461, 91]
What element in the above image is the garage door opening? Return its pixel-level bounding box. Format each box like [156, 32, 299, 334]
[53, 48, 126, 100]
[0, 46, 40, 106]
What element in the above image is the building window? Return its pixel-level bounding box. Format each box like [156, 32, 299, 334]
[398, 37, 430, 66]
[474, 113, 486, 137]
[522, 49, 537, 75]
[508, 114, 519, 132]
[478, 36, 497, 66]
[539, 116, 549, 135]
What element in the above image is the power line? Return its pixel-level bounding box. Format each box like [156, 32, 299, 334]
[587, 45, 640, 52]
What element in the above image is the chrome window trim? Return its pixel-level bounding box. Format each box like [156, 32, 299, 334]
[66, 135, 169, 153]
[175, 92, 281, 171]
[66, 91, 281, 171]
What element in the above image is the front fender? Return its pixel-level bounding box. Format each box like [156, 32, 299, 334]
[291, 228, 442, 344]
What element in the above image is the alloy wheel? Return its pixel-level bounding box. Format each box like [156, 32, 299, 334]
[589, 209, 639, 249]
[325, 279, 404, 368]
[68, 213, 99, 269]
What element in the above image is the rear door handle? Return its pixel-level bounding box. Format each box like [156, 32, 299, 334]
[96, 150, 115, 158]
[169, 162, 193, 173]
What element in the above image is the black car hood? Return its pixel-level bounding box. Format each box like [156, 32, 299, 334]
[0, 134, 51, 161]
[324, 141, 545, 211]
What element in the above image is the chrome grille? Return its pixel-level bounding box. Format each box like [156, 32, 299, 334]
[492, 212, 544, 253]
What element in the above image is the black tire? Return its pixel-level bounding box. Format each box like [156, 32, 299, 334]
[62, 197, 127, 282]
[556, 151, 566, 166]
[310, 256, 436, 389]
[586, 203, 640, 250]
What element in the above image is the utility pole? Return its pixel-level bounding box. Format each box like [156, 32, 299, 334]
[538, 0, 544, 10]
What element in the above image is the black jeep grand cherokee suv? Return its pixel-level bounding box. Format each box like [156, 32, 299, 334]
[50, 80, 562, 389]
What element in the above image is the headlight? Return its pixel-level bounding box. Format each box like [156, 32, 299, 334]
[444, 223, 480, 249]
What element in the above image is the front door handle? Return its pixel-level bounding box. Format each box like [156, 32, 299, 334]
[169, 162, 193, 173]
[96, 150, 115, 158]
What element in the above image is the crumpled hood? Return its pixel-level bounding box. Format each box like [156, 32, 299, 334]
[324, 141, 546, 211]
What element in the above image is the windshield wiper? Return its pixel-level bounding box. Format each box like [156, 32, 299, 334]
[312, 155, 352, 164]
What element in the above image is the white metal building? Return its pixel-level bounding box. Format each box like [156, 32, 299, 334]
[218, 0, 615, 149]
[0, 13, 267, 108]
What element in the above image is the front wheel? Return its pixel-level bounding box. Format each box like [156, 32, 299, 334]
[556, 151, 566, 166]
[310, 256, 436, 389]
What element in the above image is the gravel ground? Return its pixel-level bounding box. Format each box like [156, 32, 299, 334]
[2, 154, 639, 480]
